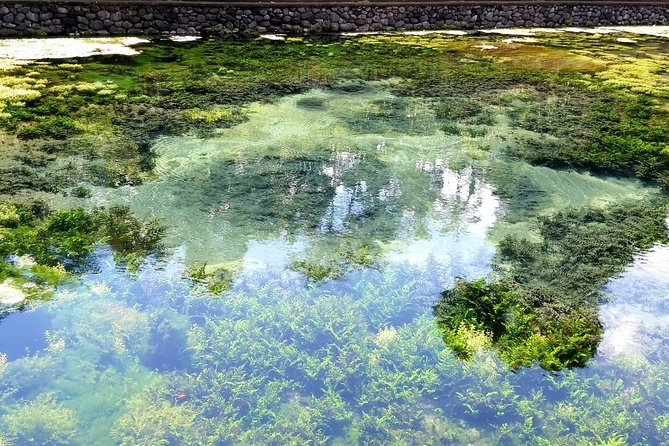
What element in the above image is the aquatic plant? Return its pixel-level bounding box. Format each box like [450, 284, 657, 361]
[186, 261, 241, 294]
[499, 200, 669, 302]
[435, 199, 668, 370]
[507, 89, 669, 187]
[433, 97, 495, 126]
[434, 279, 600, 370]
[16, 116, 79, 140]
[0, 32, 668, 446]
[291, 258, 344, 282]
[111, 390, 210, 446]
[2, 393, 78, 446]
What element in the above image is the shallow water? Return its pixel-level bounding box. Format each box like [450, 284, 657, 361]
[0, 32, 668, 445]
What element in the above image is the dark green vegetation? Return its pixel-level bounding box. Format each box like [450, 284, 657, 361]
[0, 33, 668, 446]
[436, 200, 669, 370]
[509, 90, 669, 187]
[2, 33, 668, 195]
[0, 202, 164, 268]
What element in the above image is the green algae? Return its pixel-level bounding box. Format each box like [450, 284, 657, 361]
[2, 393, 78, 446]
[1, 31, 668, 197]
[186, 260, 242, 294]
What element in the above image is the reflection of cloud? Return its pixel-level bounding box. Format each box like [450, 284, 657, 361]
[242, 237, 309, 271]
[387, 163, 499, 271]
[319, 183, 367, 233]
[421, 163, 500, 237]
[600, 244, 669, 357]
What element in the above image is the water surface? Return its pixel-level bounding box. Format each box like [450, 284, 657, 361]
[0, 31, 668, 445]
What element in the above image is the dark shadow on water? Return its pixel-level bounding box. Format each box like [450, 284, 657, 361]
[142, 316, 191, 372]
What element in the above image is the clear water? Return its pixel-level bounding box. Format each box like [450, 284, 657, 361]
[1, 36, 668, 445]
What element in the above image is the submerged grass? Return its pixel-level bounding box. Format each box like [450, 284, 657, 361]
[1, 32, 668, 194]
[2, 255, 667, 445]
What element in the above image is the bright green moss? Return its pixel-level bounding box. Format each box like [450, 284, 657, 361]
[434, 279, 601, 370]
[186, 261, 242, 294]
[16, 116, 79, 139]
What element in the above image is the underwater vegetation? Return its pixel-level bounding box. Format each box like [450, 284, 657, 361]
[291, 243, 383, 281]
[507, 89, 669, 187]
[186, 261, 241, 294]
[436, 200, 669, 370]
[2, 253, 667, 445]
[0, 31, 669, 445]
[436, 278, 602, 371]
[0, 32, 667, 197]
[2, 393, 78, 446]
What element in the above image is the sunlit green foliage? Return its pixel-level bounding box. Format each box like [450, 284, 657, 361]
[0, 32, 668, 446]
[435, 279, 601, 370]
[16, 115, 79, 139]
[186, 261, 241, 294]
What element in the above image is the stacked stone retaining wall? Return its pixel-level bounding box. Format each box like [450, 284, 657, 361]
[0, 2, 667, 36]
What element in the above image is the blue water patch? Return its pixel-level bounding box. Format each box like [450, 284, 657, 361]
[0, 309, 50, 360]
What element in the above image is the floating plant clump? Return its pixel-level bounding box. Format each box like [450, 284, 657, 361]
[0, 30, 668, 445]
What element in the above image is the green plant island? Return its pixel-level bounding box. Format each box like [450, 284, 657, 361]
[0, 31, 667, 445]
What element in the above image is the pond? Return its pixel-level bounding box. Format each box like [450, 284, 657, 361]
[0, 29, 668, 445]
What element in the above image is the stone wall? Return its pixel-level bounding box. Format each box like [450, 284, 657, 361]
[0, 2, 668, 36]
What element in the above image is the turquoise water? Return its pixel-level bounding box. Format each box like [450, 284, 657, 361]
[0, 36, 668, 445]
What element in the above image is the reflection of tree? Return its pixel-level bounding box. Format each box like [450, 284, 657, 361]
[170, 148, 447, 246]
